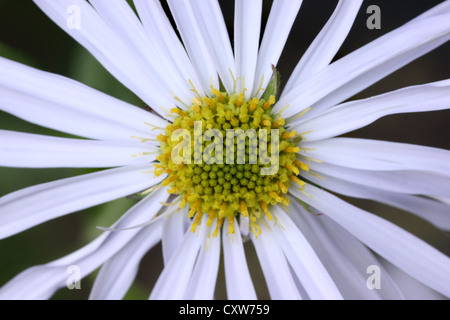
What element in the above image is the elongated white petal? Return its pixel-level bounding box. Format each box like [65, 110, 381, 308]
[303, 171, 450, 231]
[251, 0, 303, 97]
[185, 219, 221, 300]
[379, 256, 447, 300]
[290, 184, 450, 297]
[190, 0, 236, 93]
[133, 0, 204, 97]
[33, 0, 176, 117]
[234, 0, 262, 98]
[251, 224, 303, 299]
[271, 208, 343, 300]
[223, 218, 257, 299]
[283, 0, 363, 94]
[308, 162, 450, 198]
[0, 188, 168, 300]
[275, 11, 450, 119]
[291, 80, 450, 140]
[89, 222, 163, 300]
[287, 199, 402, 299]
[0, 58, 167, 141]
[0, 165, 166, 239]
[89, 0, 194, 107]
[317, 214, 404, 300]
[167, 0, 220, 93]
[149, 215, 207, 300]
[0, 130, 158, 168]
[162, 208, 187, 265]
[300, 138, 450, 177]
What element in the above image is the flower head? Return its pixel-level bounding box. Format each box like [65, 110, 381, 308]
[0, 0, 450, 300]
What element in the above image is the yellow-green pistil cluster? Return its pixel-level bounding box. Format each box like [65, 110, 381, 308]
[155, 90, 309, 236]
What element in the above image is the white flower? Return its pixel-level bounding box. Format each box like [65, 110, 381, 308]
[0, 0, 450, 300]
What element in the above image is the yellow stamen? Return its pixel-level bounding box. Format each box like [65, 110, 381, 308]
[156, 153, 170, 162]
[240, 201, 248, 217]
[282, 130, 297, 139]
[261, 119, 271, 127]
[192, 97, 202, 107]
[236, 92, 244, 107]
[166, 124, 181, 132]
[249, 97, 259, 112]
[272, 118, 285, 129]
[285, 164, 300, 175]
[219, 202, 227, 218]
[213, 218, 224, 237]
[191, 209, 203, 232]
[162, 175, 178, 186]
[180, 191, 190, 209]
[157, 134, 168, 143]
[289, 175, 306, 188]
[168, 186, 179, 194]
[294, 107, 311, 118]
[207, 209, 216, 227]
[281, 195, 290, 206]
[260, 201, 269, 214]
[268, 191, 283, 202]
[263, 95, 276, 110]
[228, 216, 235, 234]
[277, 181, 288, 194]
[211, 89, 225, 102]
[192, 105, 201, 113]
[170, 108, 187, 117]
[294, 160, 310, 172]
[188, 199, 201, 218]
[266, 209, 273, 221]
[203, 97, 216, 109]
[285, 146, 300, 153]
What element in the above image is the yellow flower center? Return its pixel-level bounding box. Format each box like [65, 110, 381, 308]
[155, 90, 308, 236]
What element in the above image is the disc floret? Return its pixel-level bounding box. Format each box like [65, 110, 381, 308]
[156, 90, 308, 236]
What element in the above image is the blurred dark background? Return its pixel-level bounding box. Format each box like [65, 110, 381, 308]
[0, 0, 449, 299]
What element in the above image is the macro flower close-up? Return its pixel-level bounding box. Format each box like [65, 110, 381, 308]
[0, 0, 449, 301]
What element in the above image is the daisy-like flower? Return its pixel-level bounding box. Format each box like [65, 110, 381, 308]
[0, 0, 450, 300]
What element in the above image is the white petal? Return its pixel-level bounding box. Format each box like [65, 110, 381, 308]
[234, 0, 262, 98]
[0, 58, 168, 141]
[89, 222, 163, 300]
[149, 215, 207, 300]
[162, 208, 187, 265]
[133, 0, 205, 97]
[190, 0, 237, 94]
[184, 219, 221, 300]
[319, 213, 404, 300]
[283, 0, 363, 94]
[308, 161, 450, 198]
[167, 0, 220, 93]
[251, 224, 303, 299]
[287, 199, 401, 300]
[0, 188, 169, 300]
[251, 0, 303, 97]
[302, 171, 450, 231]
[222, 218, 257, 299]
[0, 130, 158, 168]
[271, 207, 343, 300]
[291, 80, 450, 140]
[290, 184, 450, 297]
[275, 11, 450, 119]
[300, 138, 450, 177]
[33, 0, 176, 117]
[89, 0, 194, 107]
[379, 256, 447, 300]
[0, 165, 166, 239]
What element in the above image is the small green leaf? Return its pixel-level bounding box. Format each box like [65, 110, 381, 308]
[261, 65, 281, 101]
